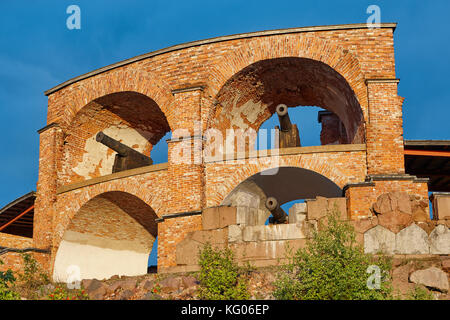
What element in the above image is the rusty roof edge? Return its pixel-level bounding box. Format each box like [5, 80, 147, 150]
[404, 140, 450, 146]
[44, 23, 397, 96]
[0, 191, 36, 215]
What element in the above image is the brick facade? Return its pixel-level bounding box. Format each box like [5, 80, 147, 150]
[3, 23, 430, 278]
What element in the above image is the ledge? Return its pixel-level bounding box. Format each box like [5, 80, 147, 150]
[44, 23, 397, 96]
[342, 181, 376, 194]
[56, 162, 168, 195]
[365, 78, 400, 84]
[367, 174, 429, 183]
[171, 86, 205, 95]
[205, 144, 366, 163]
[430, 192, 450, 200]
[37, 122, 60, 134]
[155, 210, 202, 223]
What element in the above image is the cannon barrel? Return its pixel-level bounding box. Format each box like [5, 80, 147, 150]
[96, 131, 130, 157]
[276, 104, 292, 132]
[265, 197, 287, 224]
[95, 132, 152, 172]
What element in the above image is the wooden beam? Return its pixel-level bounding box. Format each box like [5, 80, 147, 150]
[404, 149, 450, 157]
[0, 205, 34, 232]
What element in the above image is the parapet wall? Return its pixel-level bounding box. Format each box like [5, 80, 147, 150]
[172, 197, 346, 272]
[170, 193, 450, 274]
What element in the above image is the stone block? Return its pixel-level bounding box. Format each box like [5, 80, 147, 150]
[236, 207, 249, 225]
[242, 224, 305, 242]
[190, 229, 227, 244]
[429, 225, 450, 254]
[230, 239, 306, 261]
[416, 221, 438, 235]
[410, 267, 449, 293]
[395, 224, 430, 254]
[306, 196, 328, 220]
[306, 197, 347, 221]
[378, 211, 413, 233]
[289, 203, 307, 215]
[289, 203, 307, 224]
[289, 212, 306, 224]
[218, 206, 237, 228]
[373, 192, 412, 215]
[236, 206, 269, 226]
[83, 279, 107, 300]
[412, 206, 430, 222]
[442, 259, 450, 272]
[176, 236, 225, 265]
[328, 198, 348, 220]
[176, 239, 201, 265]
[373, 193, 393, 215]
[351, 216, 378, 234]
[228, 225, 243, 243]
[202, 207, 219, 230]
[432, 194, 450, 220]
[364, 225, 396, 254]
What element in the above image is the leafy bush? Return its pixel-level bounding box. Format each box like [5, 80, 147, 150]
[406, 285, 434, 300]
[18, 253, 49, 298]
[198, 243, 250, 300]
[0, 259, 20, 300]
[273, 207, 393, 300]
[47, 285, 89, 300]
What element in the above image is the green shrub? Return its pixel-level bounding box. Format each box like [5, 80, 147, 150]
[0, 259, 20, 300]
[47, 285, 89, 300]
[198, 243, 250, 300]
[406, 285, 434, 300]
[18, 253, 49, 298]
[273, 206, 393, 300]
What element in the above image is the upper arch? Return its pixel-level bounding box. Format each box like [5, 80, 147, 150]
[206, 35, 368, 131]
[48, 68, 177, 130]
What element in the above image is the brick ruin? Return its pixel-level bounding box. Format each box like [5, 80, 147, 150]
[0, 23, 449, 288]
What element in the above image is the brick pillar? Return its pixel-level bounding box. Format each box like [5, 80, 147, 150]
[365, 79, 405, 175]
[344, 79, 430, 220]
[157, 87, 205, 270]
[166, 136, 204, 213]
[33, 123, 63, 270]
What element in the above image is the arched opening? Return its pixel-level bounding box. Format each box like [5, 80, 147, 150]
[255, 106, 324, 149]
[63, 91, 171, 184]
[210, 57, 365, 152]
[222, 167, 343, 224]
[53, 191, 158, 282]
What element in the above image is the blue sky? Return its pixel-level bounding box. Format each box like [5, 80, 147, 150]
[0, 1, 449, 210]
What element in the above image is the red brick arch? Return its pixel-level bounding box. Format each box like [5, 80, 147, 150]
[49, 68, 177, 130]
[207, 154, 355, 207]
[52, 171, 168, 249]
[52, 189, 160, 280]
[206, 34, 368, 129]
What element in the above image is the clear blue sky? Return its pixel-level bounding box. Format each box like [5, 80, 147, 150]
[1, 0, 449, 208]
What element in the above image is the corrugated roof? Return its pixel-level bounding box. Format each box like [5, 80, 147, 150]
[404, 140, 450, 192]
[0, 191, 35, 238]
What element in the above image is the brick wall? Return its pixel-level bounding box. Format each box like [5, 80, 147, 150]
[0, 233, 33, 273]
[26, 24, 430, 277]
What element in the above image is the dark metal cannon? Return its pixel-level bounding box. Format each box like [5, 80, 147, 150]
[265, 196, 287, 224]
[96, 131, 153, 173]
[274, 104, 301, 148]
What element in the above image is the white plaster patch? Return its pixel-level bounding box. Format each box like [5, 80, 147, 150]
[224, 98, 267, 129]
[53, 231, 152, 282]
[72, 125, 150, 179]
